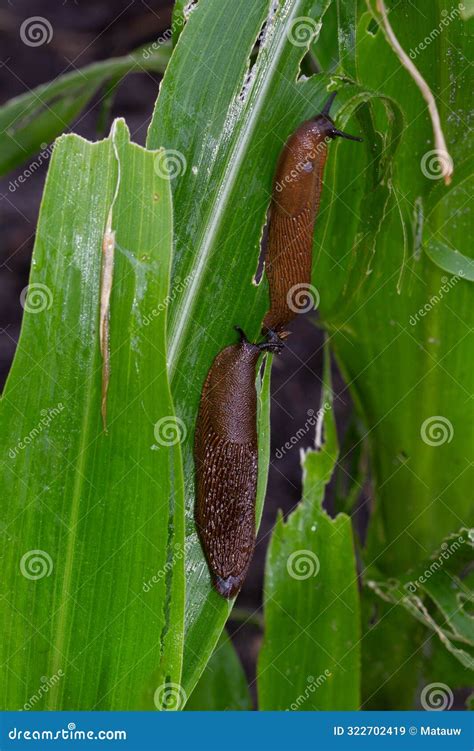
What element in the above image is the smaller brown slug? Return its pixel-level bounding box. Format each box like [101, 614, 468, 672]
[262, 92, 362, 335]
[195, 328, 282, 598]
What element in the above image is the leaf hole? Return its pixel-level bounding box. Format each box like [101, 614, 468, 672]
[457, 593, 474, 617]
[297, 50, 320, 81]
[237, 0, 279, 104]
[366, 18, 380, 36]
[252, 209, 270, 286]
[183, 0, 198, 20]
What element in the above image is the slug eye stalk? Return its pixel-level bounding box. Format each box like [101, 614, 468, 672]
[321, 91, 338, 116]
[331, 128, 363, 142]
[316, 91, 363, 142]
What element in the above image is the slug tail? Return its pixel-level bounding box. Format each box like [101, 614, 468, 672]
[214, 574, 243, 599]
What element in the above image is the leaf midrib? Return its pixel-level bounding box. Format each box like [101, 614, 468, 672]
[167, 0, 306, 378]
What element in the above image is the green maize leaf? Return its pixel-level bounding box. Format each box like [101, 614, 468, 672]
[424, 240, 474, 281]
[185, 631, 252, 710]
[0, 46, 171, 179]
[258, 351, 360, 710]
[366, 528, 474, 671]
[0, 119, 185, 710]
[307, 0, 474, 706]
[145, 0, 397, 699]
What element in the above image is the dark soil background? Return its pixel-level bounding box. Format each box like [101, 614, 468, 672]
[0, 0, 362, 699]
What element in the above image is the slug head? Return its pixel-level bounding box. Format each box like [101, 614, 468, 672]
[259, 328, 286, 355]
[312, 91, 363, 143]
[234, 326, 285, 356]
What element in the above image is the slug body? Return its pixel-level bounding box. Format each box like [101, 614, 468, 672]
[263, 93, 362, 334]
[195, 330, 280, 598]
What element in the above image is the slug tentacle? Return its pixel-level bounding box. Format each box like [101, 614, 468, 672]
[330, 128, 363, 142]
[257, 329, 285, 354]
[321, 91, 338, 116]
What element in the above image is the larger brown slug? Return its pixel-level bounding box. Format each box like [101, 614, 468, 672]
[262, 92, 362, 334]
[195, 328, 281, 598]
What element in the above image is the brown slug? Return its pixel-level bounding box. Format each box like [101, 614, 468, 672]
[262, 92, 362, 334]
[195, 328, 282, 598]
